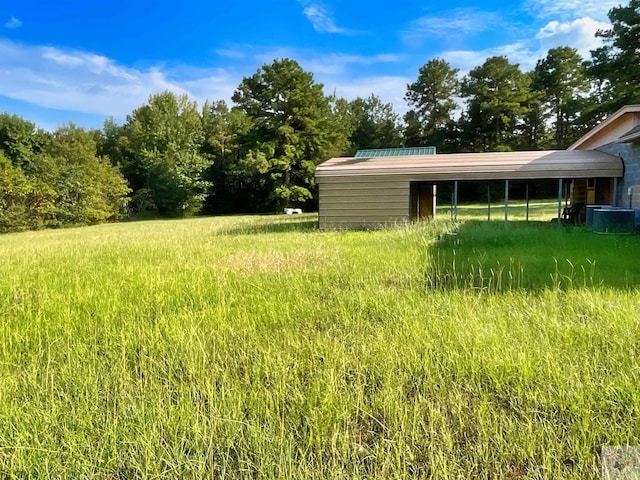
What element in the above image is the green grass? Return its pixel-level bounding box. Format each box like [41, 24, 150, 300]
[428, 220, 640, 291]
[437, 199, 563, 222]
[1, 212, 640, 478]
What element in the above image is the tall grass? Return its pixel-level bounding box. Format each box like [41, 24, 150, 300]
[426, 220, 640, 292]
[1, 214, 639, 478]
[437, 199, 562, 223]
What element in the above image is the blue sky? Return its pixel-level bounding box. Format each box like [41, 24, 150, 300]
[0, 0, 619, 131]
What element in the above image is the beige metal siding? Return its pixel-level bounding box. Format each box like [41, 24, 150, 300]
[319, 178, 409, 230]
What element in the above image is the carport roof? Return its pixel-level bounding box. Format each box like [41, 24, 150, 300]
[315, 150, 623, 182]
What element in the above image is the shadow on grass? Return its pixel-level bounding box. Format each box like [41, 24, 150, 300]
[220, 216, 319, 235]
[425, 220, 640, 292]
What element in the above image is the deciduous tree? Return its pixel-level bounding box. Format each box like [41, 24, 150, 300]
[0, 151, 53, 232]
[45, 124, 130, 225]
[346, 94, 401, 154]
[123, 91, 209, 216]
[201, 100, 258, 213]
[0, 113, 51, 173]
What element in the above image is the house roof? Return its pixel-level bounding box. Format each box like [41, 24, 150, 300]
[568, 105, 640, 150]
[315, 150, 623, 182]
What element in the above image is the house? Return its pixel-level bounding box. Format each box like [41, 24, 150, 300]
[568, 105, 640, 209]
[315, 106, 640, 230]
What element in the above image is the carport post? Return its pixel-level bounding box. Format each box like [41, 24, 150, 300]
[432, 185, 437, 218]
[487, 183, 491, 221]
[453, 180, 459, 222]
[557, 179, 563, 224]
[504, 180, 509, 222]
[526, 183, 530, 222]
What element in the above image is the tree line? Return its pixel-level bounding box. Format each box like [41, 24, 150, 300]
[1, 0, 638, 232]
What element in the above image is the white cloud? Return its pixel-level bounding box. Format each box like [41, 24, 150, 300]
[442, 41, 535, 73]
[535, 17, 610, 57]
[252, 47, 401, 75]
[4, 16, 22, 29]
[249, 47, 407, 110]
[526, 0, 618, 21]
[325, 75, 412, 114]
[0, 40, 240, 120]
[301, 53, 402, 77]
[303, 4, 343, 33]
[215, 48, 247, 60]
[0, 39, 408, 124]
[296, 1, 355, 34]
[404, 8, 503, 42]
[439, 15, 610, 74]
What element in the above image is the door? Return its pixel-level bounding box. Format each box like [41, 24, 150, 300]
[418, 184, 432, 219]
[586, 178, 596, 204]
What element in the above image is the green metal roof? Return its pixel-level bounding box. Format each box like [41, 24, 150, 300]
[355, 147, 436, 158]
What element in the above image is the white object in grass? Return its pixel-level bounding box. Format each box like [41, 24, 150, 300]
[284, 208, 302, 214]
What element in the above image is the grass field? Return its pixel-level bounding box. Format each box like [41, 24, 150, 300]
[436, 199, 563, 222]
[1, 211, 640, 478]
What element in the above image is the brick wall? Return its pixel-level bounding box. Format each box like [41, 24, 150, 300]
[597, 142, 640, 207]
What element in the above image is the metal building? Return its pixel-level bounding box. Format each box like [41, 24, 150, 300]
[316, 150, 623, 230]
[316, 105, 640, 230]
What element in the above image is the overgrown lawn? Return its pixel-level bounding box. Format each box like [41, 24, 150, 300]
[1, 213, 639, 478]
